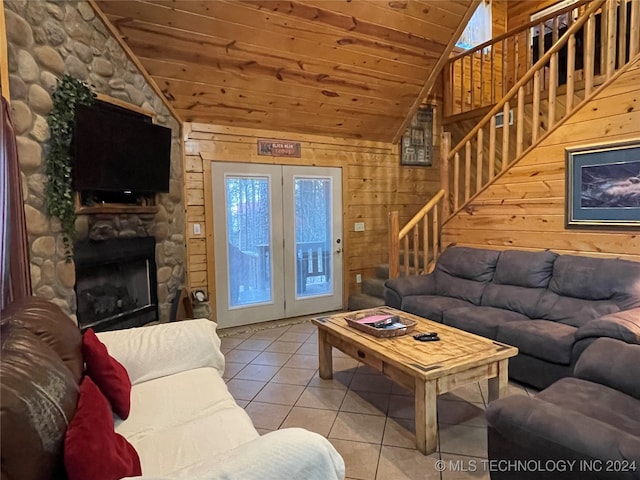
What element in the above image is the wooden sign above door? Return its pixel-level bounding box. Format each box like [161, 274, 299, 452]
[257, 139, 301, 158]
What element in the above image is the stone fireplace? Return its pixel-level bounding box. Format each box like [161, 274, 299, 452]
[5, 1, 188, 324]
[74, 236, 158, 332]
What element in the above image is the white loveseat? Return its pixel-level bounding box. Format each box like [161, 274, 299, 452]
[97, 319, 346, 480]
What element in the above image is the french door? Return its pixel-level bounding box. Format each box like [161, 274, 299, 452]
[212, 163, 343, 328]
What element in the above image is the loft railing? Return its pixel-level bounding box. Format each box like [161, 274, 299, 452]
[388, 189, 444, 279]
[441, 0, 639, 218]
[443, 0, 625, 117]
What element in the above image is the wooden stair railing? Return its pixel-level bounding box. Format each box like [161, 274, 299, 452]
[387, 0, 639, 280]
[442, 0, 640, 219]
[388, 189, 444, 279]
[445, 0, 597, 116]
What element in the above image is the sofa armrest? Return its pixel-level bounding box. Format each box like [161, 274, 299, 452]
[487, 395, 640, 464]
[124, 428, 345, 480]
[575, 307, 640, 344]
[96, 319, 225, 385]
[574, 337, 640, 399]
[384, 274, 436, 308]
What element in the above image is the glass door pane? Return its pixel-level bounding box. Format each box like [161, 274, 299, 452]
[212, 162, 285, 328]
[225, 175, 271, 307]
[294, 176, 333, 298]
[283, 166, 342, 318]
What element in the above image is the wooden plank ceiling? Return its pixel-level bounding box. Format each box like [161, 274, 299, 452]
[95, 0, 476, 141]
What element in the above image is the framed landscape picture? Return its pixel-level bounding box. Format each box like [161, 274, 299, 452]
[566, 140, 640, 228]
[401, 106, 433, 166]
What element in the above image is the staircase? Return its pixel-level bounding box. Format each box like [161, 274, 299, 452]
[347, 0, 639, 310]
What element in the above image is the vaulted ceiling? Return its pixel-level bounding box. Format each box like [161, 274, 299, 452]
[94, 0, 477, 142]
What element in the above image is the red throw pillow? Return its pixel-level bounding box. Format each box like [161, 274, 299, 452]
[82, 328, 132, 419]
[64, 376, 142, 480]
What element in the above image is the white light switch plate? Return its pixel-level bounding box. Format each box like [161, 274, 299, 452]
[354, 222, 365, 232]
[356, 274, 362, 283]
[193, 223, 201, 235]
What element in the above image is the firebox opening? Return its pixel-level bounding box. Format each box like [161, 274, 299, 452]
[74, 237, 158, 332]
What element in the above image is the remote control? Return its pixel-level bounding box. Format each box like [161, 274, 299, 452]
[413, 332, 440, 342]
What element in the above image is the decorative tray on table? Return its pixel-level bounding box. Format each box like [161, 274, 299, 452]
[344, 309, 417, 338]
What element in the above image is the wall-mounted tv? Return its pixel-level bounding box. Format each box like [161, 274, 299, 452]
[72, 100, 171, 194]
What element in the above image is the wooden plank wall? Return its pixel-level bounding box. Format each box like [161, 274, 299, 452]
[184, 122, 442, 314]
[441, 55, 640, 261]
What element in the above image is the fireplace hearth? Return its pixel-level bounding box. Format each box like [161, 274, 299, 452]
[74, 237, 158, 332]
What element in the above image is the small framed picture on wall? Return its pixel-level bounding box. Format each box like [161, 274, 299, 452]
[401, 106, 433, 166]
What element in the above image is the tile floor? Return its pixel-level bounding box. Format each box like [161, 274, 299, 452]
[218, 320, 537, 480]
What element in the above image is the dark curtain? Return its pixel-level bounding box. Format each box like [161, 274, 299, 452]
[1, 95, 31, 310]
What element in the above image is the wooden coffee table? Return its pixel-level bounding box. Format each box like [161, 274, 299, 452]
[311, 307, 518, 455]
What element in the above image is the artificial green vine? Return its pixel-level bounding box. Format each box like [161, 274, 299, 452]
[46, 74, 96, 261]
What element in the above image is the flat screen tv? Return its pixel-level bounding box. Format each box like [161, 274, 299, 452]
[73, 101, 171, 194]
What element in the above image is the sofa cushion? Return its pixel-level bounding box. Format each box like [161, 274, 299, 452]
[443, 306, 529, 339]
[435, 272, 488, 305]
[97, 319, 226, 384]
[64, 376, 141, 480]
[436, 246, 501, 282]
[496, 320, 576, 364]
[537, 291, 619, 328]
[549, 255, 640, 309]
[481, 284, 546, 318]
[537, 377, 640, 436]
[432, 247, 500, 305]
[83, 328, 132, 419]
[118, 367, 259, 475]
[493, 249, 558, 288]
[401, 295, 474, 323]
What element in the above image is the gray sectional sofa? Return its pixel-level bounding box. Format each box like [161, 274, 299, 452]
[486, 337, 640, 480]
[384, 246, 640, 389]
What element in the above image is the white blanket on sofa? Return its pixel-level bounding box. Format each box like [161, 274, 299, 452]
[97, 319, 345, 480]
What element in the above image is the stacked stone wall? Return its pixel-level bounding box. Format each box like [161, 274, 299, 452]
[5, 0, 185, 322]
